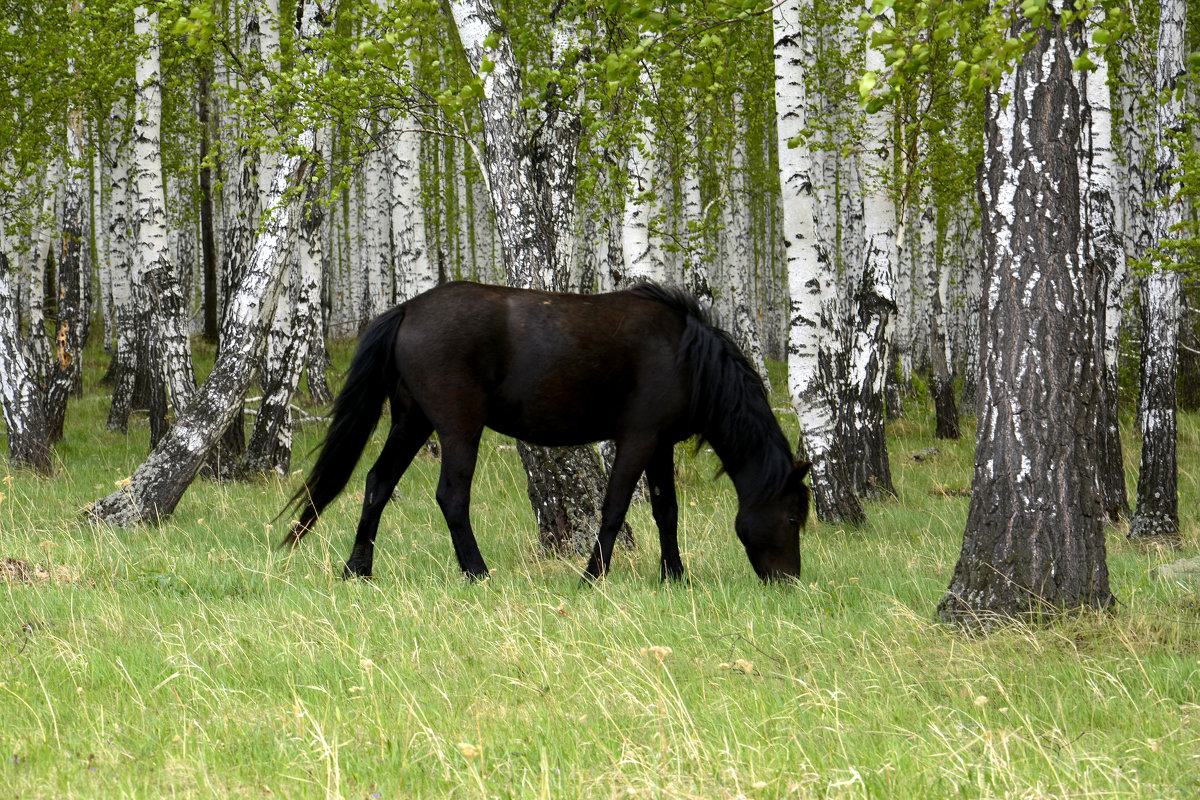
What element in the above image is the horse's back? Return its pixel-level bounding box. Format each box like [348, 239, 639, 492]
[393, 283, 692, 445]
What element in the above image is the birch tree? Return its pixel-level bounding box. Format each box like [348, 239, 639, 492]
[1129, 0, 1187, 541]
[939, 5, 1112, 624]
[0, 229, 51, 473]
[132, 6, 198, 420]
[776, 0, 865, 524]
[1081, 9, 1129, 521]
[448, 0, 632, 556]
[848, 1, 898, 498]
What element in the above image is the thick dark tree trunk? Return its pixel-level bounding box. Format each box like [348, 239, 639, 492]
[939, 8, 1112, 626]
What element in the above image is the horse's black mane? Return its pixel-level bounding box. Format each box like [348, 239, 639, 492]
[628, 282, 794, 501]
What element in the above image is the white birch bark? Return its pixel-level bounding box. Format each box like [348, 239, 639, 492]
[724, 93, 769, 393]
[776, 0, 864, 523]
[846, 3, 898, 497]
[449, 0, 629, 554]
[1129, 0, 1186, 540]
[1081, 10, 1129, 521]
[391, 122, 434, 300]
[132, 6, 197, 418]
[0, 222, 51, 472]
[105, 97, 140, 432]
[623, 54, 667, 285]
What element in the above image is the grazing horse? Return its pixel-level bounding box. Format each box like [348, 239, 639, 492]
[282, 281, 809, 582]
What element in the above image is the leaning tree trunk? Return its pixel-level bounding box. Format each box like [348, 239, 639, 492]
[775, 0, 865, 524]
[450, 0, 631, 556]
[1129, 0, 1186, 542]
[88, 1, 331, 525]
[242, 174, 324, 476]
[939, 6, 1112, 626]
[88, 140, 315, 524]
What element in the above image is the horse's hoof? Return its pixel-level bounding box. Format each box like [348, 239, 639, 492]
[342, 563, 372, 580]
[463, 566, 490, 582]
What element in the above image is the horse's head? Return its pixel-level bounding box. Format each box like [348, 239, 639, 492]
[735, 461, 810, 582]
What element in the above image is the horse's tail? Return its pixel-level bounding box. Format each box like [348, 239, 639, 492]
[279, 304, 407, 547]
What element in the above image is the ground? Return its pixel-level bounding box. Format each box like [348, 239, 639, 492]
[1, 350, 1198, 798]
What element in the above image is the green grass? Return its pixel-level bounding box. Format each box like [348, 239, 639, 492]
[1, 344, 1199, 798]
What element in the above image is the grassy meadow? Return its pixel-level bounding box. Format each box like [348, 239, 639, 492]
[2, 341, 1199, 799]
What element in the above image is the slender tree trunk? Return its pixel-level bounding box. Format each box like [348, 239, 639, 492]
[1129, 0, 1187, 541]
[46, 107, 88, 442]
[939, 6, 1111, 625]
[199, 62, 219, 343]
[1081, 10, 1129, 521]
[725, 93, 770, 393]
[926, 209, 959, 439]
[775, 0, 864, 524]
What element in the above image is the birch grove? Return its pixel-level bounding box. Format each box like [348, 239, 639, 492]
[0, 0, 1195, 626]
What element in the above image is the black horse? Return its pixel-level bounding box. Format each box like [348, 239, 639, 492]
[283, 281, 809, 582]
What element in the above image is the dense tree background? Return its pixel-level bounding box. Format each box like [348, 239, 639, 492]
[1, 0, 1197, 622]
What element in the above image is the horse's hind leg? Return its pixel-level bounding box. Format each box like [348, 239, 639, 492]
[644, 444, 685, 581]
[343, 416, 432, 579]
[435, 429, 490, 580]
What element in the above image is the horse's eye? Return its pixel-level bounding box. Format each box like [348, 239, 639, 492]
[787, 516, 799, 526]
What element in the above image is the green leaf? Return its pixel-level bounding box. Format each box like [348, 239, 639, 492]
[858, 70, 878, 103]
[1072, 55, 1096, 72]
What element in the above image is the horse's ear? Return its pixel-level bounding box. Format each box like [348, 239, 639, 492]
[792, 460, 811, 481]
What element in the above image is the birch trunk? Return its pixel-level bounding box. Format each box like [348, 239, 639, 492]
[1081, 11, 1129, 521]
[1129, 0, 1186, 541]
[391, 122, 433, 300]
[724, 93, 769, 393]
[939, 5, 1111, 624]
[132, 7, 197, 419]
[623, 55, 667, 285]
[847, 4, 898, 497]
[925, 208, 959, 439]
[45, 107, 88, 442]
[0, 229, 51, 473]
[775, 0, 864, 524]
[450, 0, 630, 555]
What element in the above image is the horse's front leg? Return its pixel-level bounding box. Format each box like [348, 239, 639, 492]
[344, 418, 431, 579]
[644, 444, 685, 582]
[584, 439, 655, 582]
[435, 430, 489, 580]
